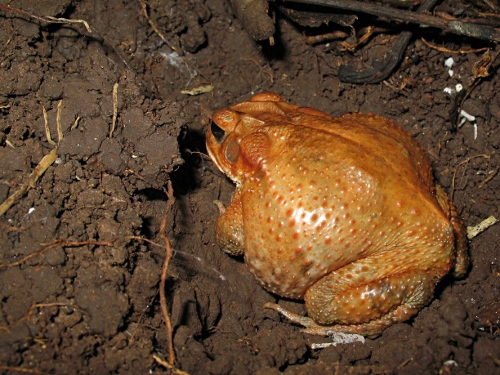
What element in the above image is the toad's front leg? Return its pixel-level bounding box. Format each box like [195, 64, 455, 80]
[213, 188, 245, 256]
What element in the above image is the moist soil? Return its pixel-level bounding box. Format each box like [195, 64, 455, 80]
[0, 0, 499, 374]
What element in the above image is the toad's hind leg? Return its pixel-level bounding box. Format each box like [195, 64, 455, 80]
[435, 184, 469, 277]
[266, 267, 439, 337]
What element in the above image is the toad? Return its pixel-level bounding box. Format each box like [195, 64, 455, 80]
[206, 92, 468, 336]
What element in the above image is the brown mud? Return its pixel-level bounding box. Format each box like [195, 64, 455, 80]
[0, 0, 499, 374]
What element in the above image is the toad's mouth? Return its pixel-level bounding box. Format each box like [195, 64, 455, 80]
[206, 143, 220, 170]
[206, 141, 239, 185]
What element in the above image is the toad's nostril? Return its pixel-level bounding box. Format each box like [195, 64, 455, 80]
[211, 122, 226, 142]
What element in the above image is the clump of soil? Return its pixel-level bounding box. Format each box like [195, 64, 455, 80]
[0, 0, 499, 374]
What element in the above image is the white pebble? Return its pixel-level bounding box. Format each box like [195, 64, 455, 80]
[460, 110, 476, 122]
[444, 57, 454, 68]
[311, 331, 366, 349]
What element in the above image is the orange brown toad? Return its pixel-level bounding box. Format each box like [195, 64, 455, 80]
[206, 92, 468, 336]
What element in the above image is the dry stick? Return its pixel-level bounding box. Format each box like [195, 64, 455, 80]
[6, 1, 140, 77]
[152, 354, 191, 375]
[0, 5, 149, 98]
[467, 216, 498, 240]
[138, 0, 179, 53]
[138, 0, 202, 84]
[42, 106, 56, 147]
[307, 30, 350, 45]
[181, 85, 214, 96]
[56, 100, 64, 143]
[460, 49, 500, 112]
[478, 167, 499, 189]
[286, 0, 500, 42]
[0, 240, 115, 269]
[0, 5, 92, 32]
[70, 116, 81, 131]
[0, 233, 212, 272]
[0, 147, 58, 216]
[450, 154, 490, 201]
[159, 180, 176, 365]
[0, 366, 47, 375]
[421, 38, 491, 54]
[0, 302, 79, 332]
[0, 101, 67, 216]
[110, 82, 119, 138]
[332, 0, 438, 82]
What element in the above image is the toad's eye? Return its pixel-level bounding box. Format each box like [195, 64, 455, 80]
[211, 122, 226, 143]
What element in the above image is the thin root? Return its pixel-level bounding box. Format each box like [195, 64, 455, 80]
[1, 102, 71, 216]
[478, 168, 499, 189]
[450, 154, 490, 200]
[152, 354, 190, 375]
[110, 82, 119, 138]
[0, 302, 79, 332]
[138, 0, 178, 53]
[0, 240, 115, 269]
[159, 180, 176, 365]
[0, 5, 92, 33]
[0, 147, 58, 216]
[0, 366, 48, 375]
[421, 38, 490, 54]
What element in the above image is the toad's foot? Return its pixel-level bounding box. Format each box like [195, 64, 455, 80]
[264, 302, 334, 335]
[264, 302, 407, 338]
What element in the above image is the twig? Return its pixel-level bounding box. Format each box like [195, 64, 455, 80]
[45, 16, 92, 33]
[467, 216, 498, 239]
[307, 30, 349, 45]
[56, 100, 64, 143]
[421, 38, 491, 54]
[159, 180, 176, 365]
[0, 147, 58, 216]
[448, 49, 499, 129]
[138, 0, 202, 81]
[450, 154, 490, 200]
[0, 302, 79, 332]
[0, 101, 70, 216]
[0, 366, 48, 375]
[181, 85, 214, 96]
[70, 116, 81, 131]
[338, 0, 436, 83]
[138, 0, 178, 53]
[152, 354, 190, 375]
[463, 49, 500, 108]
[285, 0, 500, 42]
[397, 358, 413, 370]
[0, 5, 92, 33]
[478, 168, 499, 188]
[110, 82, 119, 138]
[43, 101, 64, 145]
[42, 106, 56, 147]
[0, 240, 115, 269]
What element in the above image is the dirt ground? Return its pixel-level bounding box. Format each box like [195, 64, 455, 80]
[0, 0, 499, 374]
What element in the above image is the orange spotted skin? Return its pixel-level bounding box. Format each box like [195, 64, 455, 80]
[206, 93, 468, 336]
